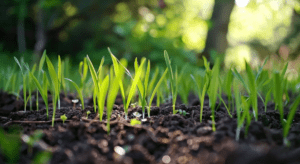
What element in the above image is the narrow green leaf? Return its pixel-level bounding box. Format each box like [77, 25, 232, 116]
[283, 94, 300, 138]
[148, 68, 168, 111]
[255, 56, 269, 81]
[126, 59, 145, 110]
[98, 75, 109, 121]
[86, 55, 99, 90]
[245, 61, 258, 121]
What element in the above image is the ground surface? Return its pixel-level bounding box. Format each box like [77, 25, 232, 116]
[1, 91, 300, 164]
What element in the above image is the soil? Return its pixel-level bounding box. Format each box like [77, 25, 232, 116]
[1, 90, 300, 164]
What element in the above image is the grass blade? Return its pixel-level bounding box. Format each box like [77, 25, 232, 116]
[245, 61, 258, 121]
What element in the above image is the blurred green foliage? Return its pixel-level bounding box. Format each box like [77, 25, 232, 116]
[1, 0, 300, 72]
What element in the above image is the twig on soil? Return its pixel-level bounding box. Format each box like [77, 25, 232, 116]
[4, 118, 70, 126]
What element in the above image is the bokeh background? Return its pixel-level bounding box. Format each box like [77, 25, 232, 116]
[1, 0, 300, 72]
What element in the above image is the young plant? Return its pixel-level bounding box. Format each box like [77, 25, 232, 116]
[190, 69, 209, 123]
[245, 61, 258, 121]
[60, 114, 67, 124]
[164, 50, 178, 114]
[14, 57, 28, 111]
[35, 51, 46, 111]
[283, 94, 300, 146]
[272, 62, 289, 125]
[27, 69, 49, 119]
[86, 56, 108, 121]
[135, 58, 150, 119]
[106, 67, 122, 134]
[45, 56, 61, 127]
[234, 79, 242, 141]
[224, 66, 234, 113]
[109, 48, 145, 120]
[147, 68, 168, 117]
[130, 118, 141, 126]
[86, 111, 91, 119]
[207, 57, 221, 131]
[27, 64, 37, 111]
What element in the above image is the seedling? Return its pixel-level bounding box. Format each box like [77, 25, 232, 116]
[207, 57, 221, 131]
[190, 68, 209, 123]
[147, 68, 168, 117]
[109, 48, 145, 120]
[164, 50, 178, 114]
[178, 109, 188, 116]
[86, 55, 109, 121]
[14, 57, 28, 111]
[35, 51, 47, 111]
[60, 114, 67, 124]
[130, 118, 141, 126]
[45, 55, 61, 127]
[28, 70, 49, 119]
[86, 111, 91, 119]
[106, 66, 122, 134]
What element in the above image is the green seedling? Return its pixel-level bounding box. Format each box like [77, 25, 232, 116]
[45, 55, 61, 127]
[86, 111, 91, 119]
[36, 51, 46, 111]
[130, 118, 141, 126]
[60, 114, 67, 124]
[106, 66, 122, 134]
[245, 61, 258, 121]
[190, 72, 208, 123]
[178, 109, 189, 116]
[109, 48, 145, 120]
[27, 69, 49, 119]
[164, 50, 178, 114]
[283, 93, 300, 146]
[272, 63, 288, 126]
[224, 66, 234, 113]
[147, 68, 168, 117]
[87, 55, 109, 121]
[137, 58, 151, 119]
[207, 57, 220, 132]
[28, 64, 37, 111]
[234, 79, 242, 141]
[14, 57, 28, 111]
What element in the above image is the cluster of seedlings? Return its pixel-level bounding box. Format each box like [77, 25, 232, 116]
[1, 48, 300, 148]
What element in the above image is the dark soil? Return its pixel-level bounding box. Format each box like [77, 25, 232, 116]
[1, 90, 300, 164]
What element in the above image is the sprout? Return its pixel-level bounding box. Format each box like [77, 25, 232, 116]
[86, 111, 91, 119]
[164, 50, 178, 114]
[60, 114, 67, 124]
[130, 118, 141, 126]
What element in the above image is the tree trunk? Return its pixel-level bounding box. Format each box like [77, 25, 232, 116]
[201, 0, 235, 63]
[17, 1, 27, 53]
[33, 0, 46, 63]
